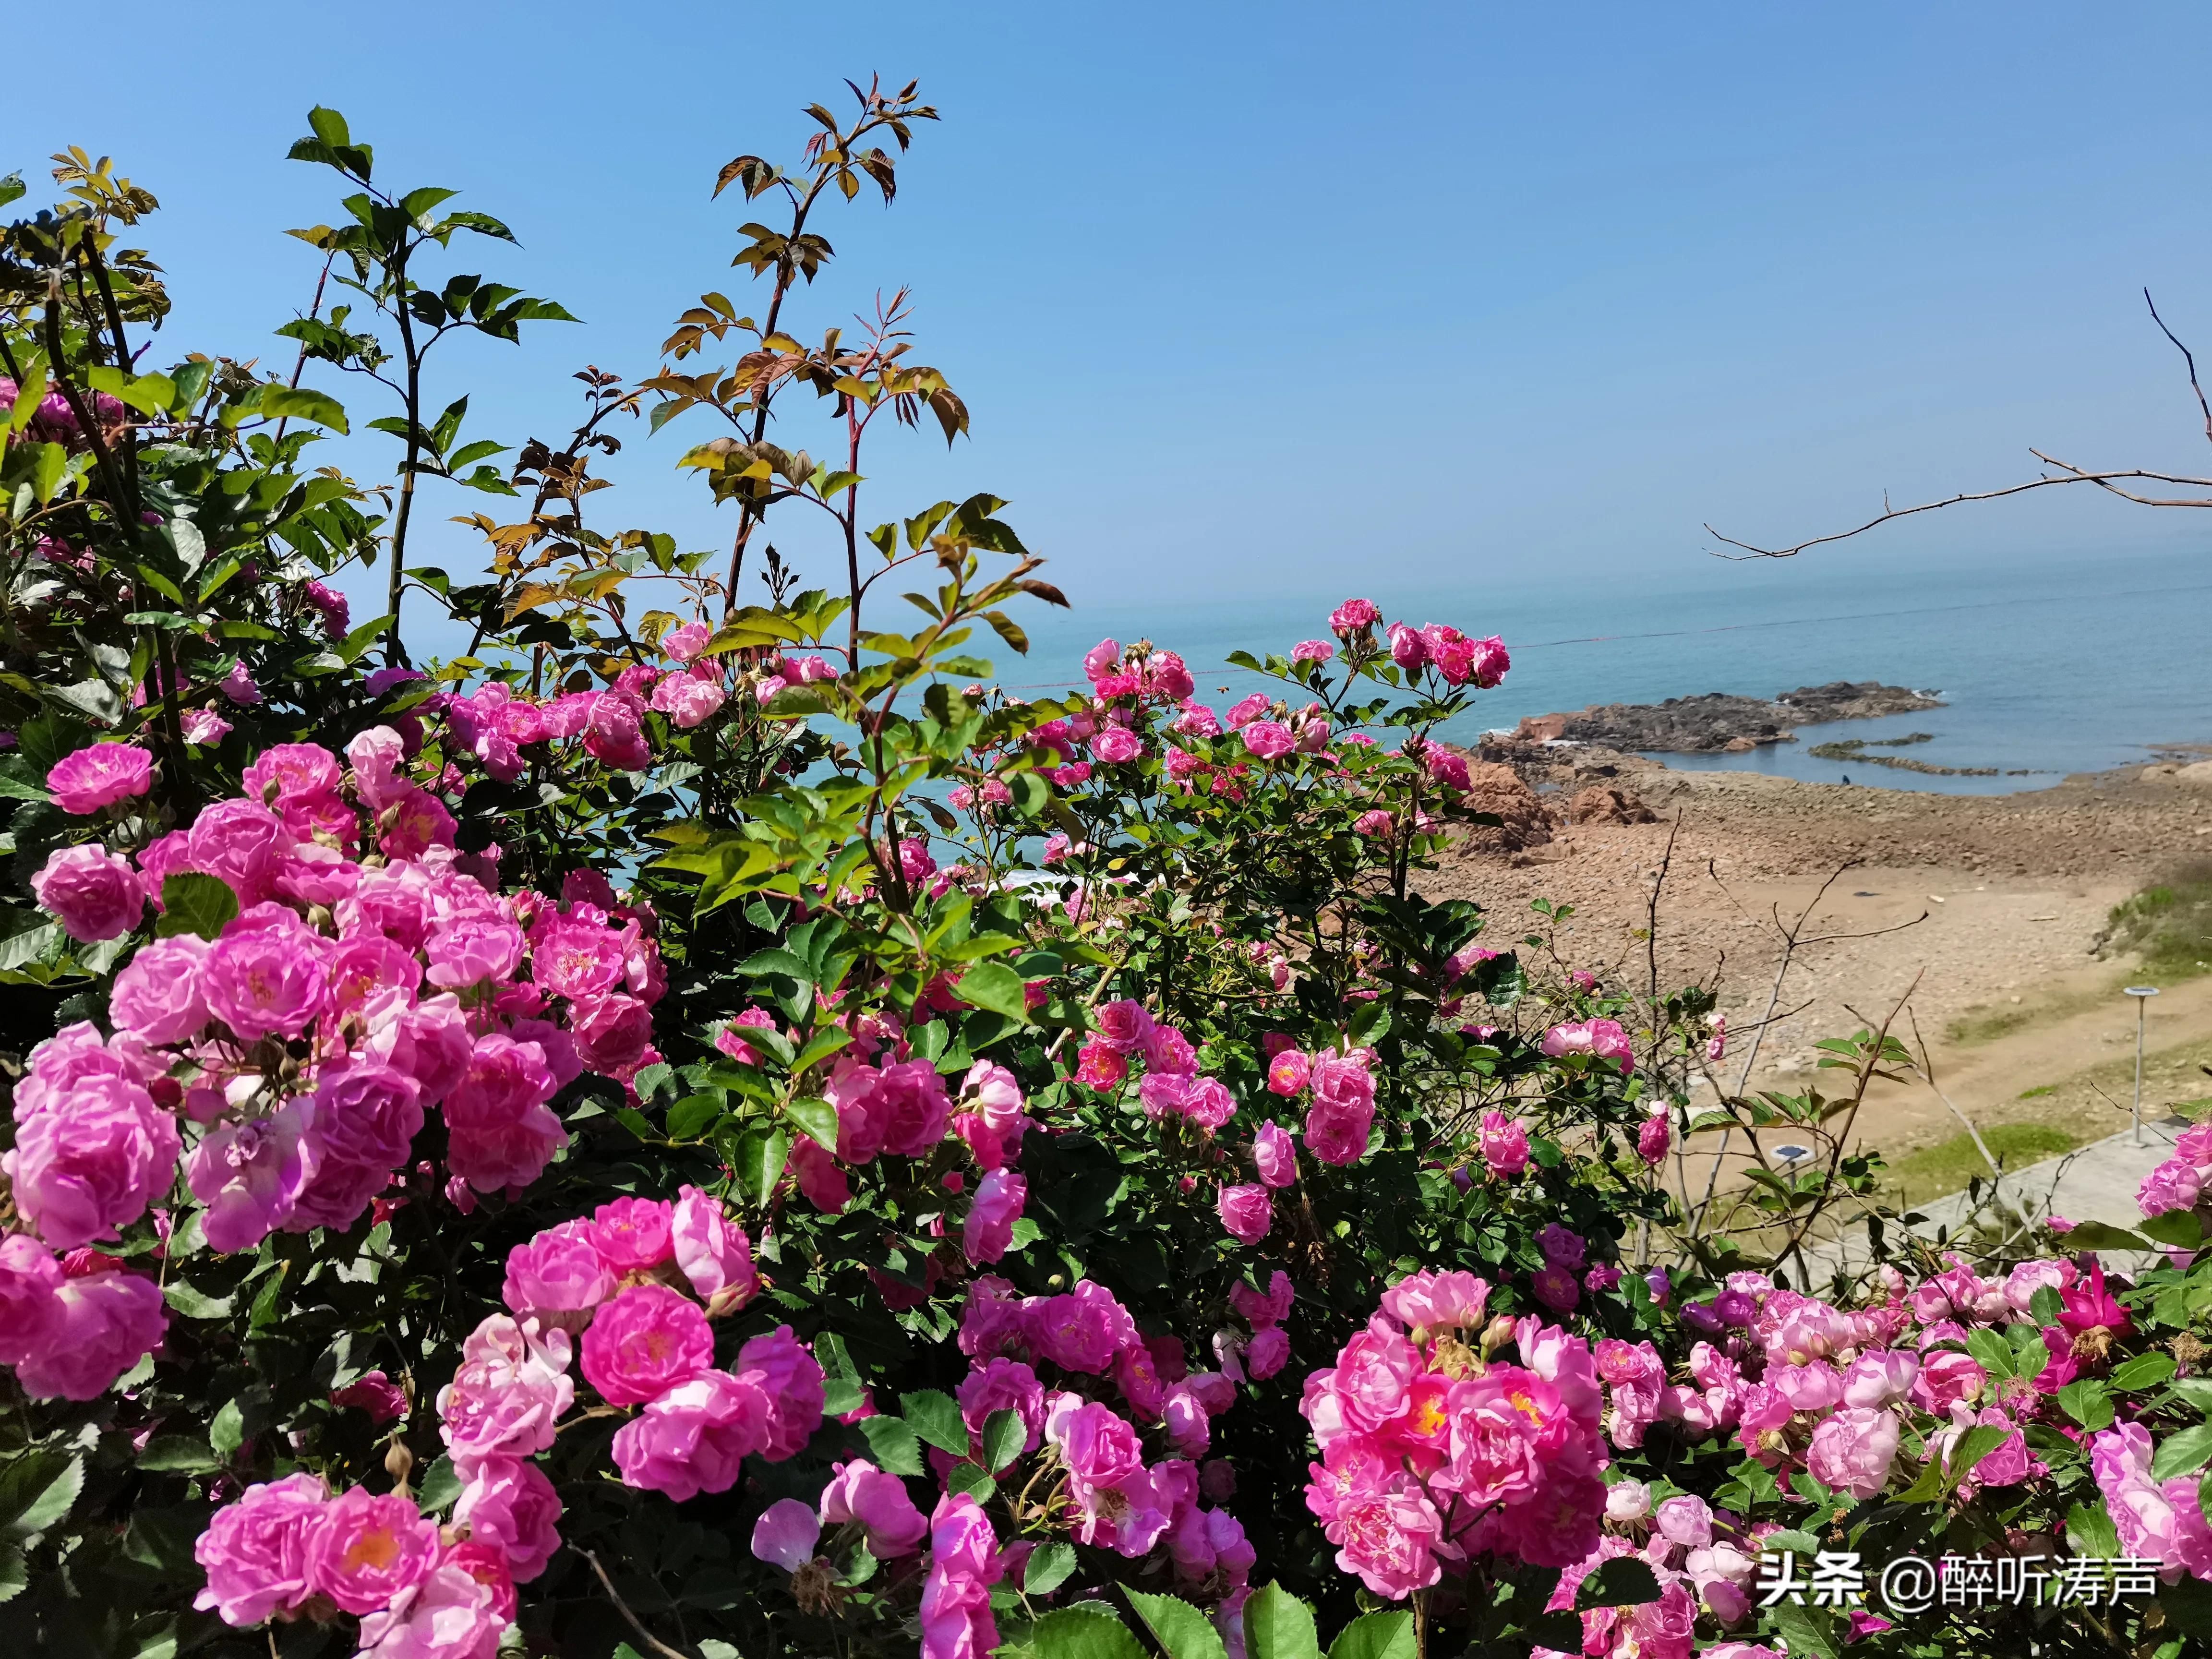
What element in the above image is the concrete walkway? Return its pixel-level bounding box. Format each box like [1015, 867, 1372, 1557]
[1796, 1116, 2188, 1281]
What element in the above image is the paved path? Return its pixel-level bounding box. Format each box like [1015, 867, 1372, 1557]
[1796, 1116, 2187, 1281]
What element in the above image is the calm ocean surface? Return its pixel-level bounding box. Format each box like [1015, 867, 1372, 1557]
[1010, 545, 2212, 795]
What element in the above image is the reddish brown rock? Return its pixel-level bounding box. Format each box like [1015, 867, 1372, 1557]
[1455, 759, 1556, 854]
[1566, 785, 1658, 826]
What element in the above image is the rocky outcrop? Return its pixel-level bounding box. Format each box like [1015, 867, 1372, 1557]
[1454, 758, 1555, 854]
[1566, 784, 1658, 826]
[1510, 682, 1941, 754]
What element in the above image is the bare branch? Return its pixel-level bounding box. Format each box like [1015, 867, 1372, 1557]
[2144, 289, 2212, 448]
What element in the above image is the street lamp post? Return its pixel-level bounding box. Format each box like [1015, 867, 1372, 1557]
[2125, 985, 2161, 1145]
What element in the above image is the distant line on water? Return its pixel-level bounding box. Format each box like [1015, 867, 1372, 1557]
[993, 578, 2212, 690]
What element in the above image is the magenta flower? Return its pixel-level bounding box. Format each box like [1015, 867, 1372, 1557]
[46, 743, 153, 815]
[186, 1103, 314, 1253]
[1380, 1269, 1488, 1332]
[12, 1267, 168, 1400]
[452, 1454, 564, 1581]
[303, 1485, 439, 1614]
[820, 1457, 929, 1556]
[957, 1358, 1046, 1454]
[1540, 1018, 1635, 1075]
[503, 1220, 614, 1333]
[192, 1473, 331, 1627]
[424, 917, 525, 989]
[1636, 1112, 1671, 1165]
[1804, 1406, 1900, 1498]
[963, 1168, 1027, 1264]
[611, 1369, 773, 1501]
[1252, 1120, 1298, 1187]
[289, 1059, 425, 1233]
[331, 1370, 409, 1424]
[5, 1070, 180, 1249]
[736, 1325, 827, 1460]
[672, 1185, 758, 1304]
[203, 905, 331, 1041]
[1291, 639, 1335, 664]
[1217, 1183, 1273, 1246]
[1330, 597, 1381, 635]
[1240, 720, 1295, 759]
[32, 843, 145, 941]
[1386, 623, 1428, 671]
[0, 1236, 63, 1366]
[436, 1316, 575, 1475]
[582, 691, 651, 770]
[581, 1284, 714, 1406]
[1092, 724, 1142, 764]
[444, 1035, 565, 1194]
[1479, 1110, 1529, 1177]
[589, 1196, 674, 1273]
[1029, 1281, 1138, 1373]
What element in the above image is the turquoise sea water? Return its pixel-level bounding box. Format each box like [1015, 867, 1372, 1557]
[1006, 545, 2212, 795]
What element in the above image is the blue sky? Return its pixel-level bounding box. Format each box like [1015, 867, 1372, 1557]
[13, 1, 2212, 630]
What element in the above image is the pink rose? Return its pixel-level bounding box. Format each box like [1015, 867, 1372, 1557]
[1637, 1113, 1670, 1165]
[958, 1358, 1046, 1454]
[582, 691, 650, 770]
[1469, 635, 1509, 687]
[452, 1454, 564, 1581]
[581, 1284, 714, 1406]
[963, 1168, 1027, 1264]
[1303, 1053, 1376, 1166]
[5, 1071, 180, 1248]
[652, 668, 727, 728]
[820, 1458, 929, 1556]
[444, 1036, 565, 1194]
[1291, 639, 1335, 664]
[1331, 598, 1381, 634]
[1386, 623, 1428, 671]
[1540, 1018, 1635, 1075]
[1266, 1048, 1310, 1095]
[1910, 1350, 1986, 1414]
[12, 1266, 168, 1400]
[737, 1326, 826, 1460]
[424, 917, 525, 990]
[187, 798, 284, 902]
[1217, 1183, 1272, 1245]
[1479, 1110, 1528, 1177]
[610, 1368, 773, 1501]
[1225, 693, 1271, 730]
[203, 905, 330, 1041]
[32, 842, 145, 941]
[672, 1185, 758, 1304]
[1030, 1281, 1138, 1373]
[193, 1472, 331, 1626]
[502, 1220, 614, 1333]
[47, 743, 153, 814]
[187, 1102, 314, 1252]
[0, 1235, 63, 1365]
[1379, 1269, 1488, 1332]
[1240, 720, 1295, 759]
[437, 1316, 575, 1474]
[305, 1485, 439, 1614]
[589, 1196, 674, 1272]
[1804, 1406, 1900, 1498]
[1092, 725, 1142, 764]
[331, 1370, 409, 1424]
[1253, 1120, 1298, 1187]
[662, 620, 712, 662]
[289, 1060, 425, 1232]
[356, 1558, 504, 1658]
[1330, 1481, 1443, 1599]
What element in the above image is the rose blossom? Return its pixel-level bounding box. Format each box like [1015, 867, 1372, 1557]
[193, 1472, 332, 1627]
[13, 1266, 168, 1400]
[32, 843, 145, 940]
[610, 1369, 774, 1501]
[6, 1071, 180, 1248]
[581, 1284, 714, 1406]
[503, 1220, 614, 1332]
[47, 743, 153, 815]
[1217, 1183, 1273, 1245]
[737, 1325, 827, 1459]
[355, 1559, 504, 1659]
[963, 1168, 1027, 1264]
[331, 1370, 409, 1423]
[1805, 1406, 1900, 1498]
[305, 1485, 439, 1614]
[203, 904, 330, 1040]
[452, 1454, 564, 1581]
[820, 1458, 930, 1556]
[186, 1103, 314, 1252]
[1479, 1110, 1529, 1177]
[672, 1185, 758, 1303]
[1253, 1120, 1298, 1187]
[108, 935, 212, 1044]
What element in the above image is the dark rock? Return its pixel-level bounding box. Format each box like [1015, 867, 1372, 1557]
[1511, 682, 1943, 754]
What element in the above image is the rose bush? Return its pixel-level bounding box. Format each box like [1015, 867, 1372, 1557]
[3, 87, 2208, 1659]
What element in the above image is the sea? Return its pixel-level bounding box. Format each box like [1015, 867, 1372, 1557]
[1008, 543, 2212, 796]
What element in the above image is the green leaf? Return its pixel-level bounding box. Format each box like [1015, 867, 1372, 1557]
[664, 1093, 724, 1141]
[1028, 1605, 1147, 1659]
[2057, 1379, 2115, 1430]
[1126, 1589, 1230, 1659]
[2068, 1499, 2123, 1562]
[2059, 1220, 2150, 1252]
[786, 1095, 841, 1151]
[1764, 1603, 1840, 1659]
[416, 1455, 462, 1513]
[2143, 1210, 2207, 1250]
[162, 1281, 234, 1320]
[1024, 1539, 1077, 1596]
[0, 1452, 82, 1542]
[2152, 1423, 2212, 1482]
[955, 960, 1031, 1022]
[1575, 1556, 1661, 1610]
[734, 1128, 788, 1209]
[156, 872, 239, 940]
[210, 1398, 245, 1460]
[944, 1461, 996, 1502]
[1245, 1584, 1323, 1659]
[901, 1388, 970, 1456]
[2113, 1353, 2178, 1391]
[857, 1413, 924, 1477]
[0, 1543, 21, 1604]
[1944, 1424, 2010, 1491]
[259, 385, 349, 433]
[1324, 1611, 1415, 1659]
[982, 1408, 1027, 1472]
[1963, 1327, 2016, 1380]
[135, 1437, 219, 1474]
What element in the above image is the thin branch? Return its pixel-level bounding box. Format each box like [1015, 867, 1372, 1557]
[579, 1549, 692, 1659]
[2144, 289, 2212, 448]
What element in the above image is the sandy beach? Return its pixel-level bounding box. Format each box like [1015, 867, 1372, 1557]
[1422, 751, 2212, 1189]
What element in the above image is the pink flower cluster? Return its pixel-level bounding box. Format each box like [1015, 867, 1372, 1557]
[194, 1472, 523, 1657]
[1533, 1490, 1758, 1659]
[5, 735, 661, 1400]
[1264, 1043, 1378, 1167]
[1383, 621, 1510, 689]
[0, 1235, 167, 1401]
[1302, 1272, 1610, 1596]
[2138, 1121, 2212, 1218]
[1071, 999, 1238, 1137]
[1539, 1017, 1635, 1076]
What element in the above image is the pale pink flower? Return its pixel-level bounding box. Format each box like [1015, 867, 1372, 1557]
[452, 1454, 564, 1581]
[355, 1559, 505, 1659]
[1291, 639, 1335, 664]
[5, 1071, 180, 1249]
[182, 706, 232, 745]
[672, 1185, 758, 1304]
[820, 1458, 929, 1556]
[1379, 1269, 1489, 1332]
[1240, 720, 1295, 759]
[1541, 1018, 1635, 1075]
[187, 1102, 314, 1252]
[32, 842, 145, 941]
[1804, 1406, 1900, 1498]
[1217, 1183, 1272, 1245]
[1253, 1120, 1297, 1186]
[502, 1220, 614, 1333]
[611, 1369, 773, 1501]
[751, 1498, 822, 1570]
[661, 619, 712, 662]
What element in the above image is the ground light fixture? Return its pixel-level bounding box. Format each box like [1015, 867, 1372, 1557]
[2125, 985, 2161, 1145]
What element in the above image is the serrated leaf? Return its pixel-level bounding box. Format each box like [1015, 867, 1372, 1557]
[786, 1095, 840, 1152]
[1575, 1555, 1661, 1610]
[2068, 1499, 2123, 1562]
[156, 872, 239, 940]
[856, 1413, 924, 1477]
[955, 960, 1031, 1022]
[0, 1543, 22, 1604]
[1028, 1605, 1146, 1659]
[0, 1452, 82, 1541]
[1245, 1584, 1323, 1659]
[1324, 1611, 1414, 1659]
[162, 1281, 233, 1320]
[900, 1388, 970, 1456]
[416, 1455, 461, 1513]
[664, 1093, 724, 1141]
[210, 1398, 245, 1460]
[2152, 1423, 2212, 1482]
[735, 1128, 789, 1209]
[982, 1408, 1027, 1472]
[2113, 1353, 2178, 1391]
[1126, 1589, 1230, 1659]
[1024, 1538, 1077, 1596]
